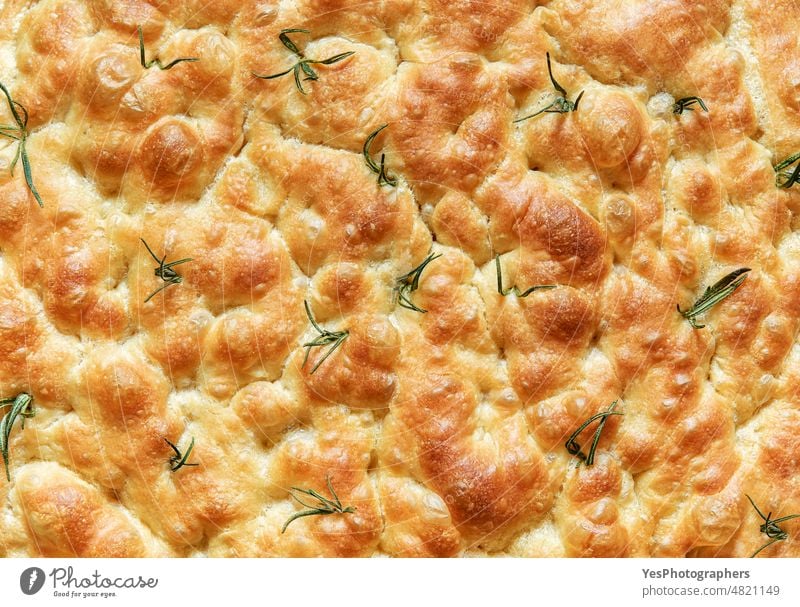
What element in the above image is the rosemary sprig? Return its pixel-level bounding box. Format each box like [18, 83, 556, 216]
[677, 268, 750, 329]
[514, 52, 584, 123]
[138, 25, 198, 70]
[363, 124, 397, 187]
[395, 252, 441, 313]
[164, 437, 199, 472]
[140, 238, 192, 302]
[282, 475, 356, 533]
[495, 255, 556, 297]
[746, 494, 800, 558]
[0, 393, 34, 481]
[252, 28, 355, 95]
[565, 401, 622, 466]
[673, 96, 708, 114]
[0, 82, 43, 207]
[302, 300, 349, 374]
[774, 152, 800, 189]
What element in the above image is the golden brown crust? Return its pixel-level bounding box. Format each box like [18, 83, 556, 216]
[1, 0, 799, 558]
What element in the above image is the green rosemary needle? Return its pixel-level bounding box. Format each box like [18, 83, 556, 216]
[774, 152, 800, 189]
[395, 252, 441, 313]
[282, 475, 356, 533]
[0, 393, 34, 481]
[252, 28, 355, 95]
[302, 300, 349, 374]
[672, 96, 708, 114]
[746, 494, 800, 558]
[677, 268, 750, 329]
[495, 255, 556, 297]
[138, 25, 198, 70]
[140, 239, 192, 303]
[0, 82, 43, 207]
[164, 437, 199, 472]
[514, 52, 584, 123]
[565, 401, 622, 466]
[363, 124, 397, 187]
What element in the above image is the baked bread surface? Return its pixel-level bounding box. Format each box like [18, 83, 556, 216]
[0, 0, 799, 557]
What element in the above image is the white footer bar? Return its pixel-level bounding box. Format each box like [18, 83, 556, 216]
[1, 558, 798, 607]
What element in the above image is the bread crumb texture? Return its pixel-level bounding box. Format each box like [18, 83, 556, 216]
[0, 0, 799, 557]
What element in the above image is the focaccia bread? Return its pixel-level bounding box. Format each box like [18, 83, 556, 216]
[1, 0, 799, 557]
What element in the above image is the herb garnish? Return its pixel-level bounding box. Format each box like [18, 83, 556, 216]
[165, 437, 199, 472]
[395, 252, 441, 313]
[302, 300, 349, 374]
[1, 393, 34, 481]
[774, 152, 800, 189]
[252, 29, 355, 94]
[495, 255, 556, 297]
[0, 82, 43, 207]
[514, 52, 584, 123]
[282, 475, 356, 533]
[140, 239, 193, 303]
[746, 494, 800, 558]
[363, 124, 397, 187]
[565, 401, 622, 466]
[138, 25, 198, 70]
[672, 96, 708, 115]
[677, 268, 750, 329]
